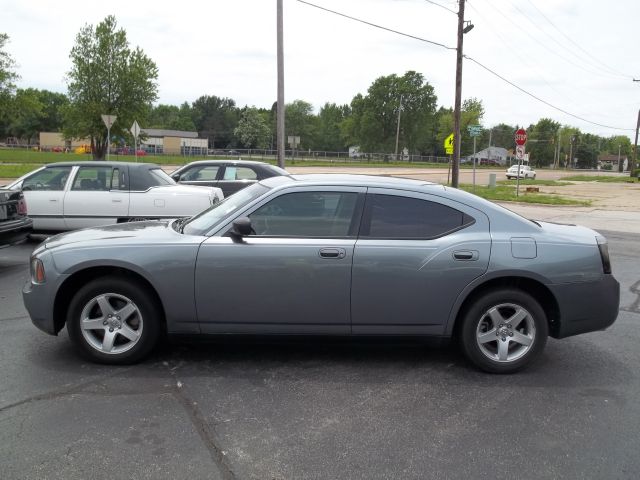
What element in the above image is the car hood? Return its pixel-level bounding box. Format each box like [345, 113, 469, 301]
[42, 220, 180, 251]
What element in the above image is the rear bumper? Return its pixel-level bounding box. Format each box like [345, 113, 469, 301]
[549, 275, 620, 339]
[0, 217, 33, 246]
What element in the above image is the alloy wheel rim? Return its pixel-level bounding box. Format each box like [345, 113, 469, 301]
[79, 293, 143, 355]
[475, 303, 536, 363]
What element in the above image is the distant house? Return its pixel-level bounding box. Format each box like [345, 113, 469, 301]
[597, 154, 628, 171]
[465, 146, 510, 166]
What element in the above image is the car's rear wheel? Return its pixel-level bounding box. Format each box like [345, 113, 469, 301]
[67, 276, 161, 364]
[459, 289, 548, 373]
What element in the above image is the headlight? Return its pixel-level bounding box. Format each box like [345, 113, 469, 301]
[30, 257, 46, 284]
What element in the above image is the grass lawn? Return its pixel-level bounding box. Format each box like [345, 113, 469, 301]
[497, 179, 571, 186]
[560, 175, 638, 183]
[0, 163, 44, 180]
[459, 184, 591, 206]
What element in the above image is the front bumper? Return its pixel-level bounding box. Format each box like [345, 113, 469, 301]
[22, 272, 68, 336]
[549, 274, 620, 339]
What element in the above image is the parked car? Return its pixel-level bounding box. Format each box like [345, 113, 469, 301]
[506, 165, 537, 180]
[170, 160, 288, 197]
[0, 188, 32, 246]
[6, 162, 223, 232]
[23, 174, 619, 373]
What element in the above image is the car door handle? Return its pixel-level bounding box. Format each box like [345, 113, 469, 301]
[453, 250, 479, 261]
[49, 199, 58, 202]
[319, 248, 346, 259]
[112, 199, 123, 203]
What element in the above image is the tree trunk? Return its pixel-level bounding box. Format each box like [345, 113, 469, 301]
[92, 136, 107, 160]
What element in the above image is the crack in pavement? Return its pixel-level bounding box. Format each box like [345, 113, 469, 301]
[167, 364, 237, 480]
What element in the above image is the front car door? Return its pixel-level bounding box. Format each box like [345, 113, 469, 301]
[17, 166, 73, 231]
[63, 165, 129, 230]
[194, 187, 365, 334]
[351, 188, 491, 335]
[176, 164, 222, 188]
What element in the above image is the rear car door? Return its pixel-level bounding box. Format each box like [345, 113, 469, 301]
[18, 166, 73, 231]
[217, 165, 259, 197]
[351, 188, 491, 335]
[195, 187, 365, 334]
[63, 165, 129, 229]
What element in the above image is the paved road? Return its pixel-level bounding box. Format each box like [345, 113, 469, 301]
[1, 232, 639, 480]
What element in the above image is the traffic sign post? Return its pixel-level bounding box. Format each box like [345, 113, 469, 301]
[467, 125, 482, 191]
[444, 133, 454, 185]
[101, 114, 117, 161]
[130, 120, 141, 162]
[514, 128, 527, 197]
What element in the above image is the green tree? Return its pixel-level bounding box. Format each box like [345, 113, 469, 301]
[148, 103, 196, 131]
[558, 126, 581, 168]
[0, 33, 19, 137]
[315, 102, 350, 151]
[191, 95, 239, 149]
[64, 16, 158, 159]
[349, 71, 438, 154]
[436, 98, 484, 156]
[234, 107, 270, 149]
[8, 89, 69, 142]
[527, 118, 560, 167]
[285, 100, 317, 150]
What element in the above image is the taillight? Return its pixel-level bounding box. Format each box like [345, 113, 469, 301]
[31, 258, 46, 284]
[596, 236, 611, 274]
[17, 195, 27, 215]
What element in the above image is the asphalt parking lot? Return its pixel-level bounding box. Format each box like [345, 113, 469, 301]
[1, 230, 639, 480]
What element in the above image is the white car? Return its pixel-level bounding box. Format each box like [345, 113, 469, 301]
[506, 165, 537, 180]
[5, 162, 223, 232]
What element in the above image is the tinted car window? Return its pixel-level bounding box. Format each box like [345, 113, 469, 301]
[249, 191, 358, 237]
[72, 166, 113, 191]
[182, 166, 220, 181]
[362, 194, 473, 239]
[224, 166, 257, 180]
[22, 167, 72, 191]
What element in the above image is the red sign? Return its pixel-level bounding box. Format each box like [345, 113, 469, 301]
[515, 128, 527, 146]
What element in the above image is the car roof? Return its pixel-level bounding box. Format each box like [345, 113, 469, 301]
[262, 173, 437, 190]
[42, 161, 159, 169]
[178, 159, 272, 167]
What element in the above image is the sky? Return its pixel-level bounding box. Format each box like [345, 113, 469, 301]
[2, 0, 640, 140]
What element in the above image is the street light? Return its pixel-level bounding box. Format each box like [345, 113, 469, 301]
[463, 21, 474, 34]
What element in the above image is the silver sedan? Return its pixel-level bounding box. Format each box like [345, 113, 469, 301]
[23, 174, 619, 373]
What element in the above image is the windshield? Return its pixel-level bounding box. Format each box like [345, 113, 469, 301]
[182, 182, 270, 235]
[149, 168, 176, 185]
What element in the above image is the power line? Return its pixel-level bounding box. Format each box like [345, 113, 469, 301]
[506, 0, 628, 80]
[464, 56, 634, 131]
[296, 0, 635, 132]
[296, 0, 456, 50]
[422, 0, 457, 16]
[525, 0, 635, 80]
[475, 0, 622, 81]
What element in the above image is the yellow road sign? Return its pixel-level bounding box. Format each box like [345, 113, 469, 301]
[444, 133, 454, 154]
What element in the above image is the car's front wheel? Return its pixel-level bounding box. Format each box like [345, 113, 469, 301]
[459, 289, 548, 373]
[67, 276, 161, 364]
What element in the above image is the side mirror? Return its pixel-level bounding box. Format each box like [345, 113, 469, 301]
[171, 173, 181, 181]
[229, 217, 253, 237]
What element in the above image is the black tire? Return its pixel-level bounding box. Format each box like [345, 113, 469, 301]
[459, 288, 548, 374]
[67, 276, 161, 364]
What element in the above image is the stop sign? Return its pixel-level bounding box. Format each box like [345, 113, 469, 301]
[515, 128, 527, 146]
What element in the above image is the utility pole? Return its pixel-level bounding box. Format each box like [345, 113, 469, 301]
[633, 109, 640, 177]
[452, 0, 466, 188]
[394, 94, 403, 161]
[568, 135, 575, 169]
[276, 0, 285, 169]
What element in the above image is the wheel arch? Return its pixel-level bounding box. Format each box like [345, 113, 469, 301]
[446, 274, 561, 338]
[53, 265, 167, 335]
